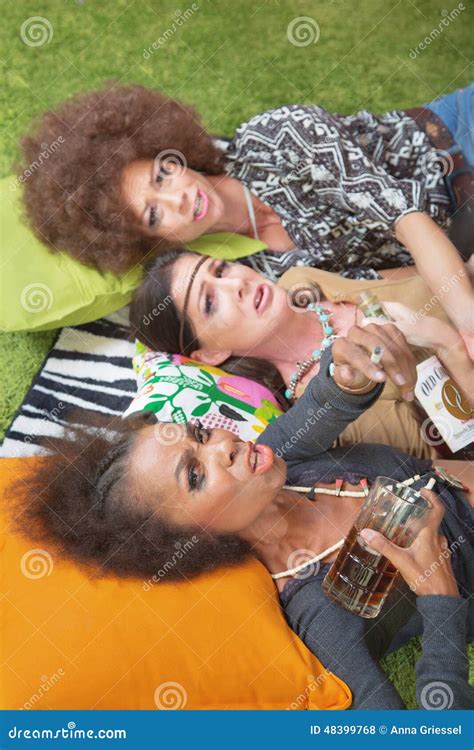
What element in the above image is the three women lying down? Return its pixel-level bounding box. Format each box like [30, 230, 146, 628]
[11, 323, 474, 709]
[130, 250, 473, 460]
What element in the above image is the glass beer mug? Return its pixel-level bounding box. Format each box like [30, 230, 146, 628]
[322, 477, 432, 618]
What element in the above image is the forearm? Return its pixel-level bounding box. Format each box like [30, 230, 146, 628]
[435, 334, 474, 408]
[256, 348, 383, 461]
[415, 596, 474, 710]
[395, 212, 473, 334]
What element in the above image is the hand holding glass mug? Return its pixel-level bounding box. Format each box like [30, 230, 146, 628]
[322, 478, 435, 618]
[360, 489, 460, 598]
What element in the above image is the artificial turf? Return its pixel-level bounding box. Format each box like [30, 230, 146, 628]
[1, 0, 473, 708]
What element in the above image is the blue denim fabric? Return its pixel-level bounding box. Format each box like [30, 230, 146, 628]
[425, 83, 474, 167]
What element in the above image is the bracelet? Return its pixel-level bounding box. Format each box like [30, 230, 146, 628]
[329, 361, 372, 393]
[339, 381, 374, 394]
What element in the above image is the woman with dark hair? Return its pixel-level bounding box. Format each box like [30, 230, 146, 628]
[129, 250, 473, 460]
[19, 83, 473, 355]
[10, 329, 473, 709]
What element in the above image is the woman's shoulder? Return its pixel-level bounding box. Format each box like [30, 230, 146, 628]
[229, 103, 333, 145]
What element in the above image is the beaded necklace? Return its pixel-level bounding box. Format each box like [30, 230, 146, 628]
[271, 474, 435, 580]
[284, 302, 335, 401]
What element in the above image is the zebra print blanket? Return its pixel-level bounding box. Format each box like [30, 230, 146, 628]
[0, 308, 136, 458]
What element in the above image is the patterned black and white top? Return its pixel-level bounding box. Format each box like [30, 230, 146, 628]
[223, 104, 452, 280]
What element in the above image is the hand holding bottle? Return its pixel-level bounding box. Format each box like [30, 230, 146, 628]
[331, 322, 417, 400]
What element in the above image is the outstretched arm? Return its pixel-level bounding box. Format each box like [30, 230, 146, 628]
[370, 300, 474, 408]
[257, 322, 417, 463]
[395, 212, 474, 359]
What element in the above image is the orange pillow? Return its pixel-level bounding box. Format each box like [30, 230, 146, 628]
[0, 458, 351, 710]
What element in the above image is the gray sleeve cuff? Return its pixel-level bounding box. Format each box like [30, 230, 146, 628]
[415, 595, 473, 709]
[309, 347, 384, 414]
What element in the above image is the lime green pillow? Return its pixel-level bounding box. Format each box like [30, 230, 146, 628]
[0, 176, 266, 332]
[186, 232, 267, 261]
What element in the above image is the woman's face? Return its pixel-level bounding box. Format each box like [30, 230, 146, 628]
[171, 255, 292, 361]
[120, 158, 224, 242]
[131, 422, 286, 533]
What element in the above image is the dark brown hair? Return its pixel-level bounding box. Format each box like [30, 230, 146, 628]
[18, 82, 226, 274]
[129, 251, 289, 410]
[7, 413, 253, 581]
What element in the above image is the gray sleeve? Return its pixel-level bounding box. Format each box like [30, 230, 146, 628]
[283, 575, 411, 709]
[283, 578, 474, 710]
[256, 347, 383, 462]
[415, 596, 474, 710]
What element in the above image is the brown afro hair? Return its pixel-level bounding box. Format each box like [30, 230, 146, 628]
[18, 82, 226, 274]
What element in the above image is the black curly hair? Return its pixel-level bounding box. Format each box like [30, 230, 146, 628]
[7, 412, 253, 581]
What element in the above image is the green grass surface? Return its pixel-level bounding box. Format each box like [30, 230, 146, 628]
[1, 0, 473, 708]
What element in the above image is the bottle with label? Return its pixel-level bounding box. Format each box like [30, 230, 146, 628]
[357, 291, 474, 453]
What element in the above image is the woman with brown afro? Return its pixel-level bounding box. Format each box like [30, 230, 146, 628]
[18, 82, 473, 356]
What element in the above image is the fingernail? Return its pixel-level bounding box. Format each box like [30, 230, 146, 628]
[375, 370, 385, 381]
[360, 529, 376, 542]
[395, 373, 406, 386]
[404, 390, 415, 401]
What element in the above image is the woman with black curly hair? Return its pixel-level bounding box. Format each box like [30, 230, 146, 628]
[19, 82, 473, 355]
[9, 326, 473, 709]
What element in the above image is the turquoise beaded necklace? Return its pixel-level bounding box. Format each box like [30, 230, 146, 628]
[284, 303, 335, 401]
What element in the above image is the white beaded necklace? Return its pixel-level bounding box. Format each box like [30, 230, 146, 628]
[271, 475, 430, 580]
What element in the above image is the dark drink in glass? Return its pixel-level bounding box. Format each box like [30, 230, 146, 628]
[322, 477, 432, 618]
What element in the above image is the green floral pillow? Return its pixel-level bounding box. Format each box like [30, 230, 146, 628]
[123, 342, 282, 440]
